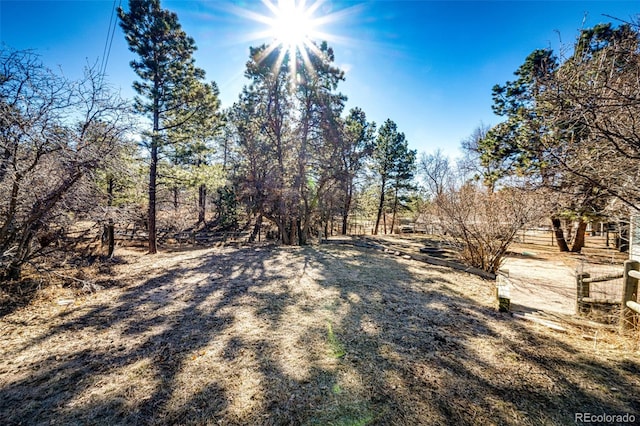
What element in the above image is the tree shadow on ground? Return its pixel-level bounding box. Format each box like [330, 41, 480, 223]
[0, 280, 43, 318]
[0, 243, 638, 425]
[306, 246, 640, 424]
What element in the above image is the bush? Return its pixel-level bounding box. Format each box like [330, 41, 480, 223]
[435, 184, 547, 274]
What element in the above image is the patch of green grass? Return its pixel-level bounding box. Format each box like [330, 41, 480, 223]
[327, 321, 346, 358]
[307, 403, 376, 426]
[342, 413, 375, 426]
[323, 301, 339, 312]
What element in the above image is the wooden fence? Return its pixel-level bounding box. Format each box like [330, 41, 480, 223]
[622, 261, 640, 332]
[576, 259, 640, 333]
[113, 228, 251, 245]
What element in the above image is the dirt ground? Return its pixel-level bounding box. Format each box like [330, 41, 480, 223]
[505, 238, 628, 317]
[368, 233, 628, 317]
[1, 241, 639, 425]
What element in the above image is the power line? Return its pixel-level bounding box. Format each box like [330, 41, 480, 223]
[99, 0, 122, 87]
[99, 0, 116, 78]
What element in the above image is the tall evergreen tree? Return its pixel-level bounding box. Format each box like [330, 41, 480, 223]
[338, 107, 375, 235]
[165, 80, 224, 225]
[239, 44, 293, 243]
[481, 48, 557, 188]
[118, 0, 205, 253]
[293, 41, 346, 243]
[372, 119, 415, 235]
[232, 40, 347, 245]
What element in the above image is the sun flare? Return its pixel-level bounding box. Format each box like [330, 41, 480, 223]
[258, 0, 326, 84]
[228, 0, 359, 84]
[268, 0, 318, 50]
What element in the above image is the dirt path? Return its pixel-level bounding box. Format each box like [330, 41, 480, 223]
[367, 234, 627, 318]
[504, 242, 627, 317]
[502, 255, 577, 315]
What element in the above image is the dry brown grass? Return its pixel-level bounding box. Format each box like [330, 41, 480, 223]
[1, 242, 639, 425]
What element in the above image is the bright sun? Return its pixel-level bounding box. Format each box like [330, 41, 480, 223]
[264, 0, 322, 53]
[269, 0, 317, 49]
[230, 0, 358, 82]
[257, 0, 326, 83]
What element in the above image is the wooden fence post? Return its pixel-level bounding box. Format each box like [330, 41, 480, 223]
[620, 260, 639, 333]
[496, 275, 510, 312]
[576, 273, 590, 315]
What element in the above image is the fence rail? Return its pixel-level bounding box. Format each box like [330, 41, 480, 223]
[111, 228, 251, 245]
[621, 261, 640, 332]
[627, 300, 640, 314]
[576, 260, 639, 333]
[582, 272, 624, 284]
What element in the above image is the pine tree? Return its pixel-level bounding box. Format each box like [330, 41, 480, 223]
[232, 40, 347, 245]
[338, 108, 375, 234]
[372, 119, 415, 235]
[293, 41, 346, 244]
[165, 81, 224, 226]
[118, 0, 205, 253]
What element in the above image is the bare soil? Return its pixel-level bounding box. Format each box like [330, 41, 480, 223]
[1, 242, 639, 425]
[505, 238, 628, 317]
[367, 233, 628, 317]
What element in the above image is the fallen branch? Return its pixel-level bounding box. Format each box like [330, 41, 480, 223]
[512, 312, 567, 333]
[28, 261, 103, 293]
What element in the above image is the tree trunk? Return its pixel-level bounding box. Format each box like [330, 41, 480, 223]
[551, 217, 569, 252]
[5, 172, 84, 281]
[390, 187, 399, 234]
[289, 218, 297, 245]
[149, 141, 158, 254]
[341, 184, 352, 235]
[173, 186, 179, 211]
[299, 193, 311, 245]
[0, 175, 22, 244]
[570, 219, 587, 253]
[106, 175, 115, 258]
[197, 183, 206, 225]
[383, 211, 387, 234]
[297, 218, 305, 245]
[249, 214, 262, 243]
[0, 146, 11, 183]
[106, 221, 115, 258]
[277, 217, 291, 245]
[148, 89, 160, 254]
[374, 181, 386, 235]
[341, 211, 349, 236]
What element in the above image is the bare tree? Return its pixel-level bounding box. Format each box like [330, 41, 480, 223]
[435, 183, 548, 274]
[458, 123, 496, 189]
[0, 49, 130, 281]
[541, 22, 640, 212]
[419, 149, 451, 198]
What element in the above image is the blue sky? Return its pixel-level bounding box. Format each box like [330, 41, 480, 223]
[1, 1, 639, 158]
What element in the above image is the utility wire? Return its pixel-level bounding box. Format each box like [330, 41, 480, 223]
[99, 0, 116, 78]
[99, 0, 122, 88]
